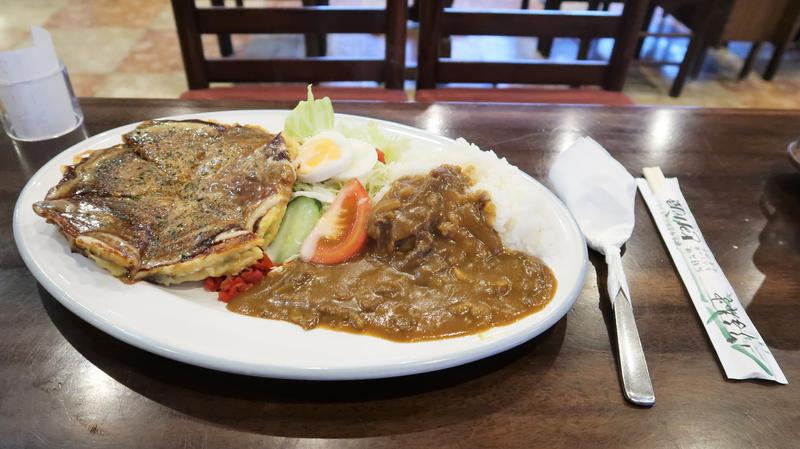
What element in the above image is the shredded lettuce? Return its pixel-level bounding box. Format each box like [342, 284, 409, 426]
[291, 162, 391, 204]
[283, 85, 334, 140]
[292, 179, 343, 205]
[362, 160, 390, 199]
[283, 86, 411, 205]
[292, 190, 336, 204]
[335, 119, 410, 199]
[337, 120, 409, 164]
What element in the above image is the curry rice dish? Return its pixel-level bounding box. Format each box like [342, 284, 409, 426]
[229, 165, 556, 341]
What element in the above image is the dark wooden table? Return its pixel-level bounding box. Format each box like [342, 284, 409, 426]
[2, 98, 799, 449]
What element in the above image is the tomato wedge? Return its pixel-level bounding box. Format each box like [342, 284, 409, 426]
[300, 179, 372, 264]
[376, 148, 386, 164]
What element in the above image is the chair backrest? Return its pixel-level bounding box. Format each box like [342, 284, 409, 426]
[171, 0, 407, 90]
[416, 0, 648, 91]
[721, 0, 800, 43]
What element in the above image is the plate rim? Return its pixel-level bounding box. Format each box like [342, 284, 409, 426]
[13, 109, 588, 379]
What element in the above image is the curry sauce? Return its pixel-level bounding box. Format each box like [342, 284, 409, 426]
[228, 165, 556, 341]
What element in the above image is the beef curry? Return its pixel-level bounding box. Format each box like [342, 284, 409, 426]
[228, 165, 556, 341]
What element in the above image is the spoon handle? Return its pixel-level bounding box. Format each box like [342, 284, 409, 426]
[613, 289, 655, 406]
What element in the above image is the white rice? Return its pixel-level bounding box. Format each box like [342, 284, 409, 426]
[385, 137, 558, 262]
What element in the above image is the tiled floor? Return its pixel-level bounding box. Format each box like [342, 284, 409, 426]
[1, 0, 799, 107]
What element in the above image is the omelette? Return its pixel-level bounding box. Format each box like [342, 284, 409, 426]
[33, 119, 296, 285]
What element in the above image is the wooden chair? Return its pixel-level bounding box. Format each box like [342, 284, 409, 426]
[538, 0, 732, 98]
[415, 0, 649, 105]
[214, 1, 328, 58]
[172, 0, 408, 101]
[540, 1, 649, 61]
[640, 0, 734, 97]
[537, 0, 606, 60]
[212, 0, 242, 57]
[698, 0, 800, 81]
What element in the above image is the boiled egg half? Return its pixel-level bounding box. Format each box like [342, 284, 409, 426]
[295, 130, 378, 183]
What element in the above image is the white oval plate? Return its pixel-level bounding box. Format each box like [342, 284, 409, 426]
[13, 110, 587, 380]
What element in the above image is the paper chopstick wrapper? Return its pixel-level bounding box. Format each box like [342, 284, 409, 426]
[638, 167, 787, 384]
[0, 27, 78, 140]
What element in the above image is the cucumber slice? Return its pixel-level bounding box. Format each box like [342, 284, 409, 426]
[268, 196, 322, 263]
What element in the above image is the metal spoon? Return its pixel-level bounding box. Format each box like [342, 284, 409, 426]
[549, 136, 655, 407]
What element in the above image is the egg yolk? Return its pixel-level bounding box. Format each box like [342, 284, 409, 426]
[300, 138, 341, 173]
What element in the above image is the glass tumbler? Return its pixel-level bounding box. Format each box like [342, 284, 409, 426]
[0, 63, 88, 171]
